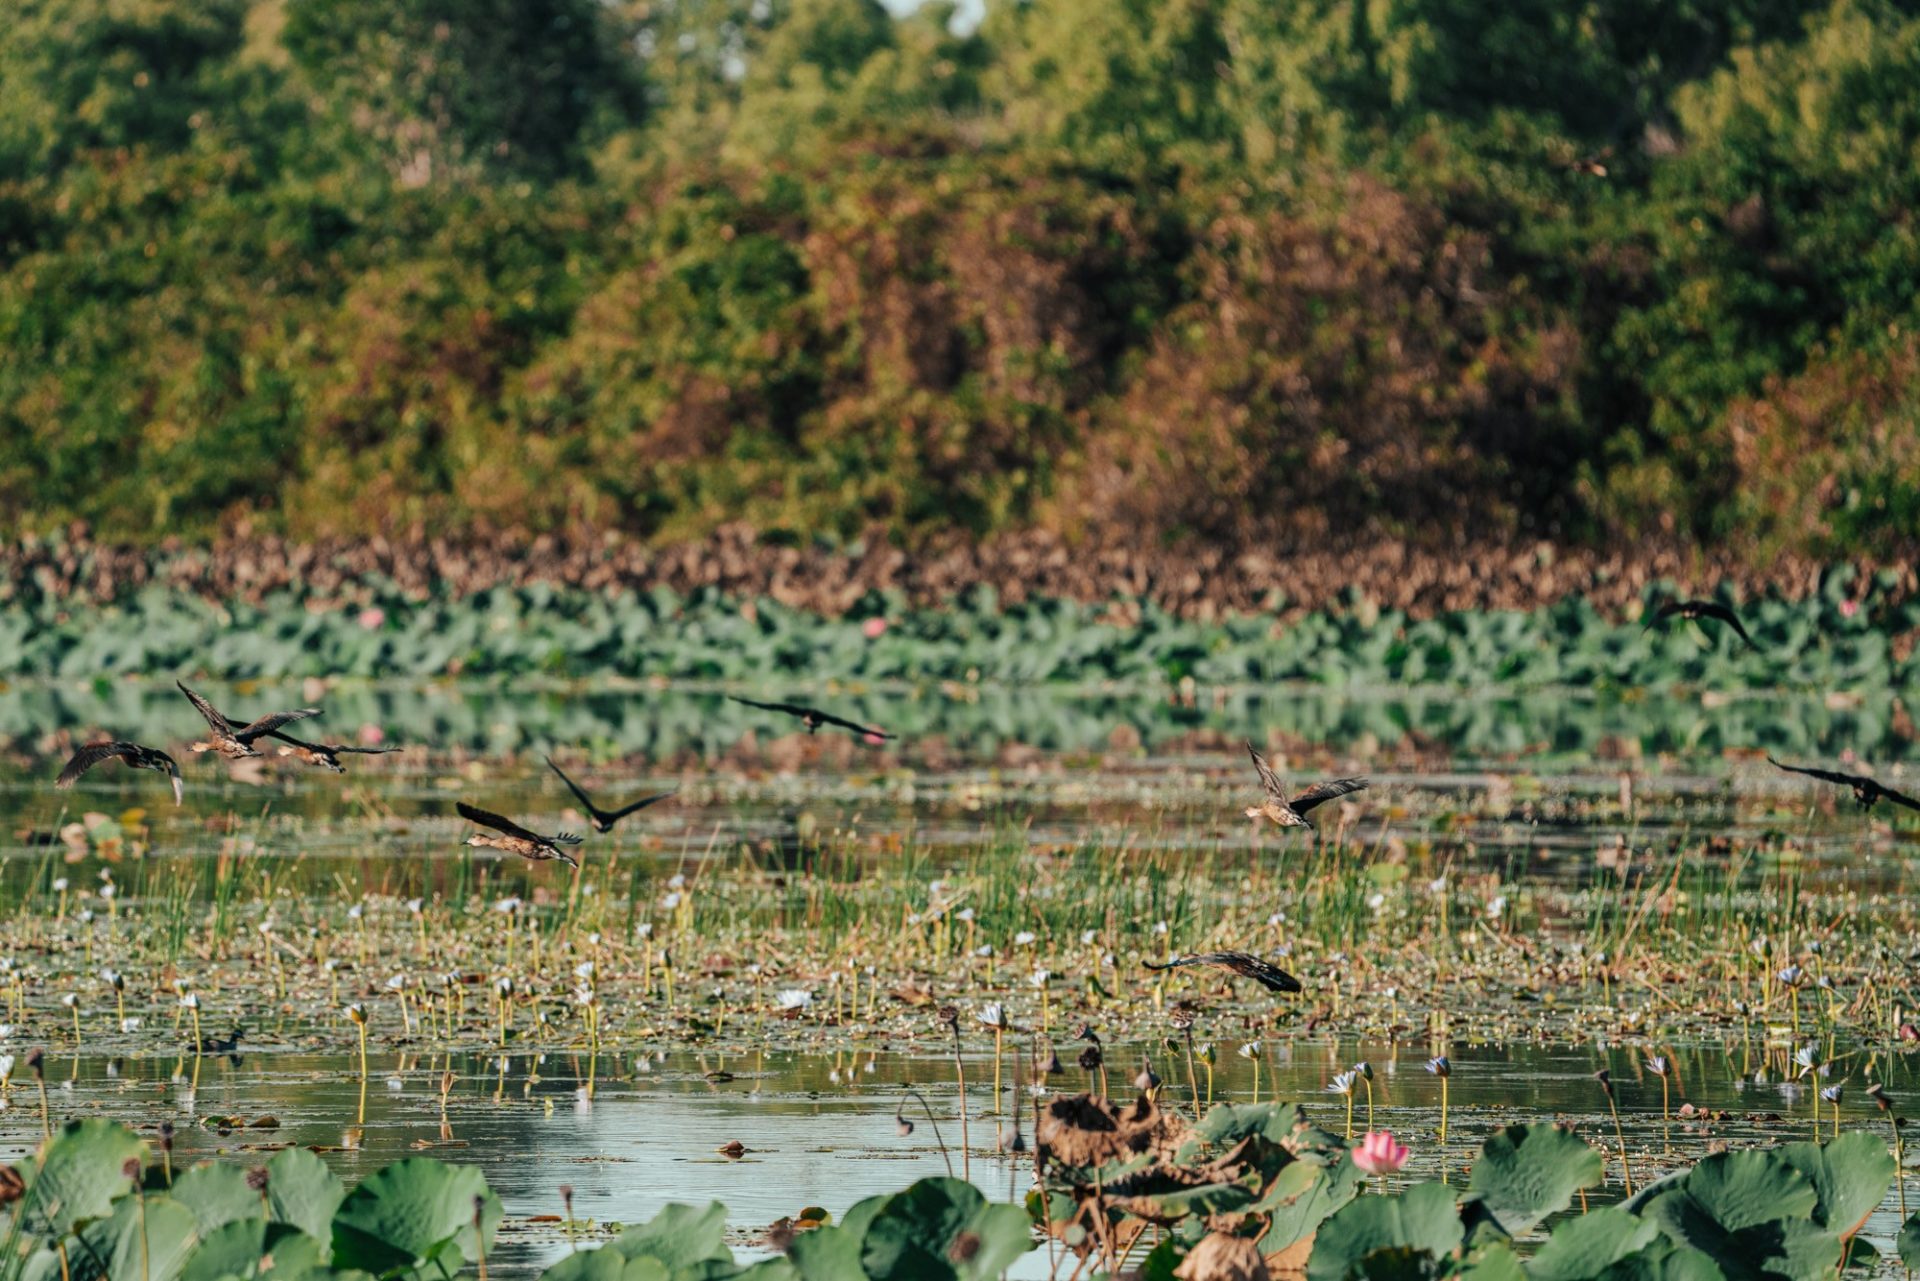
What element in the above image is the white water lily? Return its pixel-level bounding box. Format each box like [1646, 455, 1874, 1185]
[494, 897, 522, 914]
[1014, 931, 1036, 946]
[977, 1003, 1007, 1029]
[777, 989, 813, 1011]
[1030, 968, 1051, 987]
[661, 892, 683, 910]
[1486, 895, 1508, 919]
[574, 961, 595, 979]
[406, 898, 424, 915]
[635, 922, 654, 938]
[0, 1054, 14, 1084]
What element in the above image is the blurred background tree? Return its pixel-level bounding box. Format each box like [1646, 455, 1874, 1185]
[4, 0, 1919, 559]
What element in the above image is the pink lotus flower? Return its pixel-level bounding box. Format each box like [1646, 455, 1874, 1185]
[357, 607, 386, 630]
[862, 617, 888, 639]
[1352, 1130, 1409, 1175]
[1840, 599, 1860, 619]
[357, 723, 385, 746]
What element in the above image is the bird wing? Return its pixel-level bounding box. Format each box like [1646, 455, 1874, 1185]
[551, 832, 585, 846]
[1643, 600, 1683, 630]
[728, 695, 808, 717]
[56, 741, 137, 787]
[1768, 757, 1864, 789]
[333, 745, 401, 756]
[608, 788, 678, 821]
[457, 802, 544, 843]
[1874, 782, 1920, 814]
[815, 709, 894, 740]
[1696, 601, 1759, 648]
[1245, 742, 1288, 801]
[1144, 952, 1302, 994]
[1290, 777, 1368, 815]
[177, 682, 233, 735]
[545, 757, 607, 820]
[235, 708, 321, 741]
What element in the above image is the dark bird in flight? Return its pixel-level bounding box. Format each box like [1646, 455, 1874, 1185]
[1769, 757, 1920, 813]
[178, 681, 319, 760]
[219, 715, 400, 773]
[1144, 951, 1303, 994]
[727, 695, 893, 743]
[457, 802, 583, 867]
[1244, 743, 1367, 830]
[56, 742, 184, 806]
[1644, 598, 1758, 649]
[545, 757, 676, 833]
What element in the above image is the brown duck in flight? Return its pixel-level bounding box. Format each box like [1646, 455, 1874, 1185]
[728, 695, 893, 743]
[1244, 743, 1367, 830]
[218, 713, 400, 773]
[56, 742, 185, 806]
[1144, 951, 1302, 994]
[1644, 598, 1758, 649]
[545, 757, 676, 833]
[457, 802, 583, 867]
[178, 681, 319, 760]
[1769, 757, 1920, 813]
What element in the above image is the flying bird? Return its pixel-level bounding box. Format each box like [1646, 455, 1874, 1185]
[456, 802, 583, 867]
[1244, 743, 1367, 830]
[1769, 757, 1920, 813]
[727, 695, 893, 742]
[545, 757, 676, 833]
[178, 681, 319, 760]
[220, 716, 400, 773]
[56, 741, 185, 806]
[1144, 951, 1302, 994]
[1643, 598, 1758, 649]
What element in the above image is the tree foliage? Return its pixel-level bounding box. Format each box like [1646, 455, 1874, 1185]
[5, 0, 1920, 557]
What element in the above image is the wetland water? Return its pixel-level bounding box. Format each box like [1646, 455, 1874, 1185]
[3, 677, 1919, 1273]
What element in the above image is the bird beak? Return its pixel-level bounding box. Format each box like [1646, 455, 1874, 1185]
[171, 777, 185, 807]
[560, 853, 580, 869]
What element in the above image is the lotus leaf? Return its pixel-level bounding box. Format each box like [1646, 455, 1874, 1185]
[1775, 1134, 1894, 1236]
[1466, 1125, 1604, 1237]
[1307, 1181, 1464, 1281]
[329, 1157, 502, 1278]
[17, 1118, 146, 1239]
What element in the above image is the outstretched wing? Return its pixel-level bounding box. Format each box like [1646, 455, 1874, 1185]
[1695, 601, 1759, 649]
[234, 708, 321, 741]
[814, 709, 894, 741]
[334, 745, 401, 756]
[1768, 757, 1864, 789]
[729, 695, 809, 718]
[608, 788, 678, 821]
[177, 681, 233, 735]
[1244, 742, 1288, 802]
[551, 832, 585, 846]
[57, 741, 137, 788]
[457, 802, 544, 843]
[1643, 600, 1684, 631]
[1874, 782, 1920, 814]
[1290, 777, 1368, 815]
[1145, 951, 1302, 994]
[545, 757, 605, 819]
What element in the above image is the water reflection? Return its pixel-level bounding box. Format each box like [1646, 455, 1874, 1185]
[1, 678, 1914, 768]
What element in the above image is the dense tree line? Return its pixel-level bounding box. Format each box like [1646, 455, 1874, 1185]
[3, 0, 1919, 559]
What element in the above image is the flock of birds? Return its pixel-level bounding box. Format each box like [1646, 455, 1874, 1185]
[53, 684, 894, 868]
[45, 597, 1918, 992]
